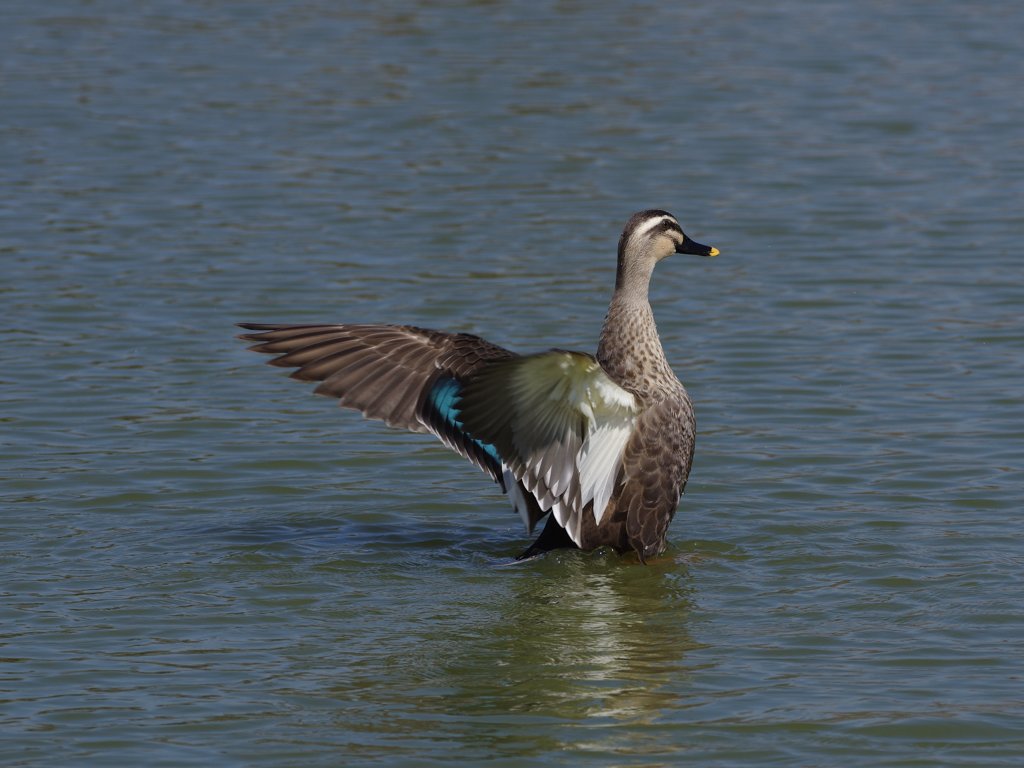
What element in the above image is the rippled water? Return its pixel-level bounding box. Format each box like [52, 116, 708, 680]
[3, 1, 1023, 765]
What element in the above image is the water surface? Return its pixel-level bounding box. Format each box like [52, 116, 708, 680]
[2, 1, 1023, 766]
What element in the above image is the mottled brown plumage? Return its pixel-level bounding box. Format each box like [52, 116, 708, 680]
[239, 210, 717, 561]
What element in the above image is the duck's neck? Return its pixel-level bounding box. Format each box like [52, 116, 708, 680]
[613, 251, 655, 303]
[597, 282, 679, 398]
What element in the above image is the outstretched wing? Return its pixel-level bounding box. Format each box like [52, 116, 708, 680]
[238, 323, 515, 484]
[457, 350, 640, 546]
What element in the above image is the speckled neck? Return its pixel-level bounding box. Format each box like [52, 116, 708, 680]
[596, 291, 681, 399]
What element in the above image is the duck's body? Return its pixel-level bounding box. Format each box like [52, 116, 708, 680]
[240, 210, 718, 561]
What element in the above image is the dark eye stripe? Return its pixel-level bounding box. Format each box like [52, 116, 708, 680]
[655, 220, 683, 238]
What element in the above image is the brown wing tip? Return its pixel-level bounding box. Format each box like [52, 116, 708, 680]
[237, 322, 328, 344]
[238, 336, 271, 351]
[237, 322, 278, 343]
[289, 368, 324, 381]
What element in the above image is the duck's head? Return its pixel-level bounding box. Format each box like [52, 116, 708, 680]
[618, 209, 719, 264]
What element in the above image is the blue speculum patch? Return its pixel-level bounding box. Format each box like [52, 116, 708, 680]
[427, 377, 501, 463]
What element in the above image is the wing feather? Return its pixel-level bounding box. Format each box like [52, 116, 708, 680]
[239, 323, 514, 479]
[269, 337, 364, 368]
[240, 325, 644, 545]
[579, 418, 634, 524]
[458, 350, 639, 546]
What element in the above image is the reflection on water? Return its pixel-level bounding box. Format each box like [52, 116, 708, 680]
[297, 555, 703, 759]
[428, 554, 700, 751]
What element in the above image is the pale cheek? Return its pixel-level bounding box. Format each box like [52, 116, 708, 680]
[659, 235, 682, 260]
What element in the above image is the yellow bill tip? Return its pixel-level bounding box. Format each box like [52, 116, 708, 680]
[708, 246, 720, 257]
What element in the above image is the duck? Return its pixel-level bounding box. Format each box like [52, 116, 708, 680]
[239, 210, 718, 561]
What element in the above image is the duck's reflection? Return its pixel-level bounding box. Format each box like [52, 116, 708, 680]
[438, 551, 700, 726]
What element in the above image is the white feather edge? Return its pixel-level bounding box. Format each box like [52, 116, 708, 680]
[579, 417, 635, 524]
[504, 467, 532, 533]
[576, 372, 637, 525]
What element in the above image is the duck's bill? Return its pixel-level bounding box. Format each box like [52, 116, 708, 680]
[676, 237, 719, 257]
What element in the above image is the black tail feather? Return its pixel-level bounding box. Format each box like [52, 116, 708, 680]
[515, 514, 578, 560]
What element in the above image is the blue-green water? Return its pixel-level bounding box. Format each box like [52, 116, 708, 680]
[3, 2, 1023, 765]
